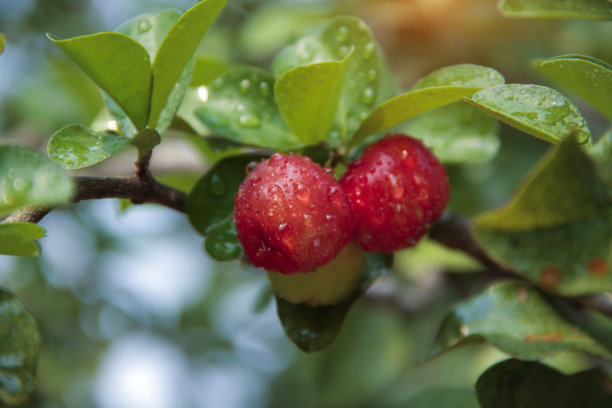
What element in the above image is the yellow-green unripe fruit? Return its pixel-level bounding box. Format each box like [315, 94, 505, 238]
[267, 242, 365, 306]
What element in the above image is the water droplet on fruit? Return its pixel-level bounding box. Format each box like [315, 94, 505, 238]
[294, 183, 311, 201]
[326, 214, 335, 221]
[386, 173, 404, 200]
[336, 26, 349, 41]
[209, 173, 226, 196]
[245, 161, 257, 175]
[278, 223, 288, 231]
[259, 81, 270, 96]
[238, 114, 260, 128]
[239, 79, 251, 93]
[328, 185, 345, 208]
[268, 184, 285, 202]
[137, 20, 152, 33]
[313, 238, 321, 248]
[361, 87, 374, 104]
[363, 42, 375, 59]
[412, 174, 425, 186]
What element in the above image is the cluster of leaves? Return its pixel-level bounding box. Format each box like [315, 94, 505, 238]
[0, 0, 612, 405]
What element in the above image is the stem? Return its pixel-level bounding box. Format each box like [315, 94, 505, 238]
[4, 174, 186, 224]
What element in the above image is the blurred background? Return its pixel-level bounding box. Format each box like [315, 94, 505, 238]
[1, 0, 611, 407]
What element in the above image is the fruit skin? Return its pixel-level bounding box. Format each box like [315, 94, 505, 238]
[341, 134, 449, 253]
[234, 153, 354, 274]
[267, 242, 365, 306]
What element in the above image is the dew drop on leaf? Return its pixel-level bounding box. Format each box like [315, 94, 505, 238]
[137, 20, 152, 34]
[239, 79, 251, 94]
[363, 42, 375, 59]
[336, 26, 349, 42]
[238, 114, 260, 128]
[361, 87, 375, 104]
[209, 173, 226, 196]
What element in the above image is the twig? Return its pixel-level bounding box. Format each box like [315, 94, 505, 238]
[4, 174, 186, 224]
[429, 214, 612, 320]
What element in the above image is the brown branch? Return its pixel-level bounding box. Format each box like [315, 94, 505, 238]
[4, 174, 186, 224]
[429, 214, 612, 320]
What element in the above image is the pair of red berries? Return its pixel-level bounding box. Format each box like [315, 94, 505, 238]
[233, 134, 450, 275]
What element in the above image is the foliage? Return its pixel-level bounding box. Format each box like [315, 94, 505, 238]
[1, 0, 612, 406]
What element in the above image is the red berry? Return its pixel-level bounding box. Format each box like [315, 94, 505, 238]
[341, 134, 449, 253]
[234, 153, 354, 274]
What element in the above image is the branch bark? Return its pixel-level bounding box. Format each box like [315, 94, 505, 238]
[4, 174, 186, 224]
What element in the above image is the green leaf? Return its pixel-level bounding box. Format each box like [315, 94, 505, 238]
[352, 87, 480, 144]
[402, 102, 500, 164]
[411, 64, 506, 90]
[534, 55, 612, 120]
[194, 67, 301, 149]
[476, 359, 612, 408]
[394, 388, 478, 408]
[589, 128, 612, 192]
[499, 0, 612, 19]
[148, 0, 227, 129]
[116, 9, 181, 59]
[275, 56, 350, 145]
[0, 223, 45, 257]
[186, 154, 266, 260]
[352, 64, 505, 144]
[48, 32, 151, 130]
[0, 288, 39, 405]
[431, 281, 612, 360]
[474, 136, 612, 295]
[273, 16, 385, 146]
[276, 252, 390, 352]
[466, 84, 591, 144]
[48, 124, 130, 169]
[0, 145, 74, 216]
[116, 9, 191, 134]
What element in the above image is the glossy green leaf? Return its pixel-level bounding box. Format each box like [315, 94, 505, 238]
[534, 55, 612, 120]
[49, 32, 151, 130]
[0, 145, 75, 216]
[589, 128, 612, 192]
[499, 0, 612, 19]
[431, 281, 612, 360]
[352, 87, 479, 144]
[475, 136, 612, 295]
[411, 64, 505, 90]
[0, 223, 45, 257]
[466, 84, 591, 144]
[476, 359, 612, 408]
[352, 64, 504, 144]
[194, 67, 301, 149]
[276, 56, 350, 145]
[48, 124, 130, 169]
[393, 389, 478, 408]
[148, 0, 227, 128]
[187, 154, 266, 260]
[276, 253, 391, 352]
[116, 10, 180, 59]
[0, 288, 39, 405]
[403, 102, 500, 164]
[273, 16, 385, 145]
[116, 9, 190, 134]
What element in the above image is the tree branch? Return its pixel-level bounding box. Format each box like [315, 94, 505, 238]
[429, 214, 612, 320]
[4, 174, 186, 224]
